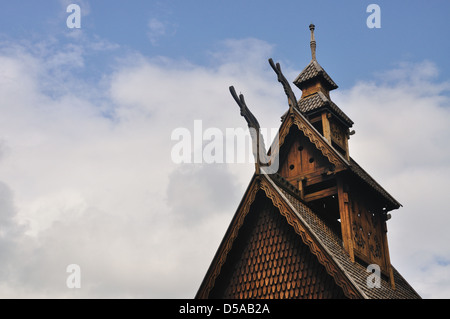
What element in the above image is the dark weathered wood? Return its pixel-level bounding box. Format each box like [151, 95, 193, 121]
[322, 112, 332, 143]
[268, 58, 298, 112]
[285, 170, 334, 189]
[279, 134, 329, 179]
[229, 86, 260, 130]
[304, 186, 337, 202]
[346, 183, 395, 284]
[229, 86, 268, 175]
[337, 178, 355, 262]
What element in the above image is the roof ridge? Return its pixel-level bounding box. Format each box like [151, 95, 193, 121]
[312, 59, 324, 72]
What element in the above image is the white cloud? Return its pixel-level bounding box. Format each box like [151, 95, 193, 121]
[0, 36, 281, 298]
[0, 32, 449, 298]
[147, 18, 166, 43]
[147, 18, 176, 46]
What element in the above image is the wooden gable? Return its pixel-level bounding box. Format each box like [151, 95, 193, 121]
[278, 125, 337, 202]
[279, 126, 330, 180]
[196, 174, 364, 299]
[208, 192, 347, 299]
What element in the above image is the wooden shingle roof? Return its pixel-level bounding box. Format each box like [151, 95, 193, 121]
[348, 158, 402, 210]
[298, 91, 354, 127]
[293, 60, 338, 91]
[214, 192, 347, 299]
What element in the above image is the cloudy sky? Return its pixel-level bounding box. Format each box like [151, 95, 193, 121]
[0, 0, 449, 298]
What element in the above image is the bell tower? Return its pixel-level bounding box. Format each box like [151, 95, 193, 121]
[293, 24, 353, 161]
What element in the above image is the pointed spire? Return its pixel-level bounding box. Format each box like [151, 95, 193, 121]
[309, 23, 316, 61]
[294, 23, 339, 94]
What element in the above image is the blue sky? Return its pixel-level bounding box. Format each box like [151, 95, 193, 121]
[1, 1, 449, 87]
[0, 1, 449, 298]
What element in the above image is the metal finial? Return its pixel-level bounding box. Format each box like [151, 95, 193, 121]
[309, 24, 316, 60]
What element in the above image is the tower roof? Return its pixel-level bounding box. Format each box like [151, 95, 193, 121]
[294, 59, 338, 91]
[293, 24, 353, 129]
[293, 24, 338, 92]
[298, 91, 353, 127]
